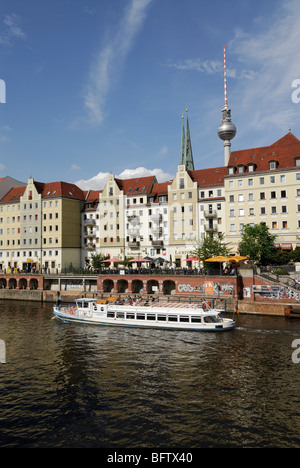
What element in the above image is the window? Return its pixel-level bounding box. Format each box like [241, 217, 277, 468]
[281, 206, 287, 213]
[271, 206, 277, 214]
[259, 177, 265, 185]
[282, 221, 288, 229]
[272, 222, 277, 229]
[248, 178, 253, 186]
[281, 190, 287, 198]
[260, 207, 266, 215]
[270, 191, 276, 199]
[260, 192, 265, 200]
[269, 161, 276, 170]
[238, 194, 244, 202]
[248, 193, 254, 201]
[280, 175, 286, 183]
[239, 209, 244, 217]
[230, 224, 236, 232]
[270, 176, 275, 184]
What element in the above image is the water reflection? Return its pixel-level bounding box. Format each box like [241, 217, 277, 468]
[0, 301, 300, 447]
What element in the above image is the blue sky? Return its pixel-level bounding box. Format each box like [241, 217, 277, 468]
[0, 0, 299, 189]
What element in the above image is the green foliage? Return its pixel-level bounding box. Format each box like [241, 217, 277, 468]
[191, 233, 231, 265]
[91, 252, 109, 270]
[239, 223, 276, 265]
[273, 268, 289, 275]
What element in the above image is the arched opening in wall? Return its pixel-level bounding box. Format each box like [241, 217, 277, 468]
[29, 278, 39, 290]
[19, 278, 28, 289]
[132, 279, 143, 294]
[9, 278, 17, 289]
[0, 278, 6, 289]
[103, 279, 114, 293]
[147, 280, 159, 295]
[117, 279, 128, 293]
[163, 280, 176, 295]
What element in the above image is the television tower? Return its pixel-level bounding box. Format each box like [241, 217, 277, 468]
[218, 46, 236, 165]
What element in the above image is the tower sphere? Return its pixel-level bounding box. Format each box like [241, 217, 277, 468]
[218, 118, 236, 141]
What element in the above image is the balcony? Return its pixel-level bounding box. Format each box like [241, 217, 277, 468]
[127, 215, 140, 222]
[85, 243, 96, 250]
[204, 223, 218, 233]
[204, 210, 217, 218]
[128, 241, 140, 249]
[152, 240, 164, 247]
[150, 213, 162, 222]
[83, 219, 96, 226]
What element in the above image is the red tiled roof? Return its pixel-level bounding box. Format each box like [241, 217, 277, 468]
[35, 181, 85, 200]
[115, 176, 156, 195]
[149, 181, 171, 196]
[228, 132, 300, 172]
[0, 185, 26, 202]
[84, 189, 102, 202]
[188, 166, 228, 187]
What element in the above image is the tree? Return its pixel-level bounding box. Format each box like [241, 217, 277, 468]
[90, 252, 108, 270]
[239, 223, 276, 265]
[191, 233, 231, 263]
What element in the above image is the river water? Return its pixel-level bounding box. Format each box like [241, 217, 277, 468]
[0, 299, 300, 448]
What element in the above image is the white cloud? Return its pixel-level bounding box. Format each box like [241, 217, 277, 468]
[83, 0, 152, 125]
[71, 164, 81, 170]
[229, 0, 300, 134]
[0, 14, 26, 47]
[75, 166, 173, 190]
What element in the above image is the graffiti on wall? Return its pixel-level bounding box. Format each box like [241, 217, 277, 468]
[253, 284, 300, 301]
[177, 281, 234, 295]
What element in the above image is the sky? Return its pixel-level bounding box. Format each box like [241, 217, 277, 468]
[0, 0, 299, 190]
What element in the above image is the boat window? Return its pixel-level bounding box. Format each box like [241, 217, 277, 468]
[179, 316, 189, 322]
[157, 314, 166, 321]
[107, 312, 115, 318]
[191, 316, 202, 323]
[83, 302, 89, 308]
[136, 313, 145, 320]
[117, 312, 124, 319]
[204, 315, 220, 323]
[168, 315, 178, 322]
[146, 314, 156, 321]
[126, 313, 135, 319]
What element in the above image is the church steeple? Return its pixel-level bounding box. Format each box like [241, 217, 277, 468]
[180, 108, 195, 171]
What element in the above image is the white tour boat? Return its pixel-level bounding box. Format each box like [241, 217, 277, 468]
[53, 297, 235, 331]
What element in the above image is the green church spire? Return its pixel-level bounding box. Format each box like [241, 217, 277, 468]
[180, 108, 195, 171]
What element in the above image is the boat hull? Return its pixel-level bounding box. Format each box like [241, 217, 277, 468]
[53, 305, 235, 332]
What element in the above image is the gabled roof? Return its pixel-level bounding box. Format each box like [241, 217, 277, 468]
[228, 132, 300, 171]
[188, 166, 228, 187]
[83, 189, 102, 202]
[115, 176, 156, 195]
[148, 181, 172, 202]
[0, 185, 26, 203]
[35, 181, 85, 200]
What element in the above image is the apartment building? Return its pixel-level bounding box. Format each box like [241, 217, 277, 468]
[0, 178, 85, 272]
[81, 189, 101, 268]
[225, 132, 300, 252]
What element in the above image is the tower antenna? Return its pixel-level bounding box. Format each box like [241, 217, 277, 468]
[224, 45, 228, 108]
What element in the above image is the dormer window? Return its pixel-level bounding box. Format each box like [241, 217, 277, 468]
[228, 166, 236, 175]
[295, 157, 300, 167]
[248, 164, 255, 172]
[237, 165, 245, 173]
[269, 160, 278, 170]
